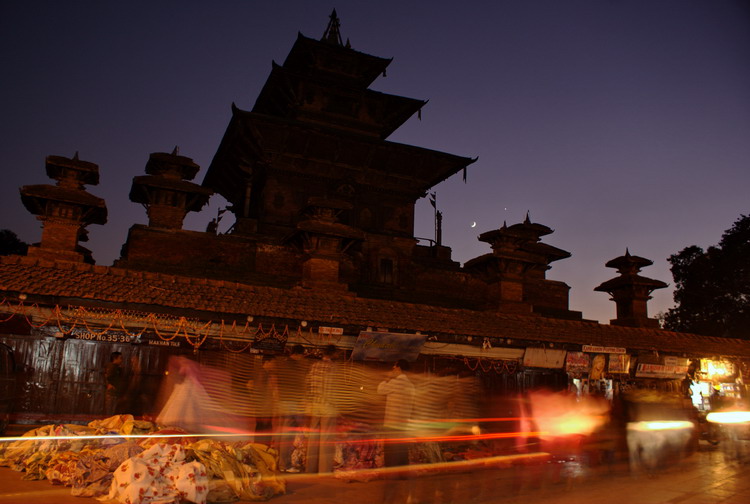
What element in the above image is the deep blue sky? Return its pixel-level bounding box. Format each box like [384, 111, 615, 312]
[2, 1, 749, 324]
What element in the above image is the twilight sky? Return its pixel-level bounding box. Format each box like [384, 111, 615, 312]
[2, 1, 748, 324]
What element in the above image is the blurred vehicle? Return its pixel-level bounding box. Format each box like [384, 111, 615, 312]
[623, 389, 696, 474]
[707, 407, 750, 463]
[0, 342, 16, 435]
[696, 410, 720, 445]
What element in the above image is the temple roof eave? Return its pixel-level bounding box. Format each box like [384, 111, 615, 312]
[145, 153, 201, 180]
[19, 185, 108, 224]
[253, 63, 428, 138]
[605, 254, 654, 270]
[45, 155, 100, 185]
[131, 176, 214, 198]
[521, 242, 572, 263]
[202, 108, 266, 205]
[283, 33, 393, 87]
[594, 275, 669, 293]
[203, 109, 476, 198]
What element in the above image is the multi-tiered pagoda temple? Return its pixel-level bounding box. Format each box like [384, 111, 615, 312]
[113, 11, 580, 318]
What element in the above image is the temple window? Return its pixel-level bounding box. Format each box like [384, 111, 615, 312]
[378, 258, 394, 284]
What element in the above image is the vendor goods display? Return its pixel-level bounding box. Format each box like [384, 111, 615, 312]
[0, 415, 285, 504]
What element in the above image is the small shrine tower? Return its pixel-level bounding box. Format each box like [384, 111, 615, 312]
[19, 154, 107, 263]
[129, 148, 213, 229]
[464, 215, 572, 315]
[594, 250, 668, 328]
[286, 197, 364, 291]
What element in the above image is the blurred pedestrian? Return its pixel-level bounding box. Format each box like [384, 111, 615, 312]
[277, 344, 309, 472]
[377, 359, 415, 469]
[305, 344, 339, 473]
[104, 351, 125, 416]
[117, 355, 144, 416]
[377, 359, 415, 504]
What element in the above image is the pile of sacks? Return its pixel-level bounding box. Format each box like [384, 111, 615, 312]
[0, 415, 285, 503]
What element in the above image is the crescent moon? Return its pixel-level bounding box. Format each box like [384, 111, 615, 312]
[471, 221, 477, 228]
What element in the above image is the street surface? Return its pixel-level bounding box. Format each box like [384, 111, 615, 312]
[0, 443, 748, 503]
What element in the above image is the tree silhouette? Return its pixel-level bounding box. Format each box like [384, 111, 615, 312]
[0, 229, 28, 256]
[664, 215, 750, 339]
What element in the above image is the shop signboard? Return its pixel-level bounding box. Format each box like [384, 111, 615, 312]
[318, 326, 343, 335]
[635, 362, 688, 378]
[582, 345, 626, 354]
[252, 328, 288, 352]
[523, 347, 567, 369]
[352, 331, 426, 362]
[668, 357, 689, 369]
[608, 354, 631, 374]
[565, 351, 590, 373]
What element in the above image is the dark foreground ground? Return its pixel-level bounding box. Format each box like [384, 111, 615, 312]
[1, 442, 748, 504]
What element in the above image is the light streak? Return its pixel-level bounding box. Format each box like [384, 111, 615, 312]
[0, 429, 545, 445]
[626, 421, 694, 432]
[0, 431, 255, 443]
[706, 411, 750, 424]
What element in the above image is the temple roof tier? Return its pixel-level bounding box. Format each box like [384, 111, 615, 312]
[20, 185, 107, 225]
[594, 274, 669, 293]
[604, 249, 655, 274]
[478, 220, 554, 245]
[204, 109, 475, 204]
[253, 63, 427, 139]
[129, 176, 213, 211]
[280, 33, 392, 89]
[45, 154, 100, 187]
[145, 151, 201, 180]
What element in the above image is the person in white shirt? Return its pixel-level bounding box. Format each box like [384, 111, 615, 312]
[377, 359, 415, 468]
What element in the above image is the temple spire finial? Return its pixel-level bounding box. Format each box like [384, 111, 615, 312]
[524, 211, 531, 224]
[322, 9, 344, 46]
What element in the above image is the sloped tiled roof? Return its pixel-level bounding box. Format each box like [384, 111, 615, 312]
[1, 254, 749, 359]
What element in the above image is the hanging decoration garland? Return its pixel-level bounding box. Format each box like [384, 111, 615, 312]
[0, 298, 302, 353]
[1, 298, 332, 356]
[462, 356, 520, 374]
[25, 303, 58, 329]
[218, 320, 254, 353]
[183, 320, 212, 349]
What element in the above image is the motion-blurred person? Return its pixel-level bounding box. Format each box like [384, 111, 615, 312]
[377, 359, 415, 469]
[256, 354, 280, 447]
[116, 355, 144, 416]
[377, 359, 416, 504]
[104, 351, 125, 416]
[156, 355, 238, 434]
[305, 344, 339, 473]
[156, 356, 206, 431]
[276, 345, 309, 472]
